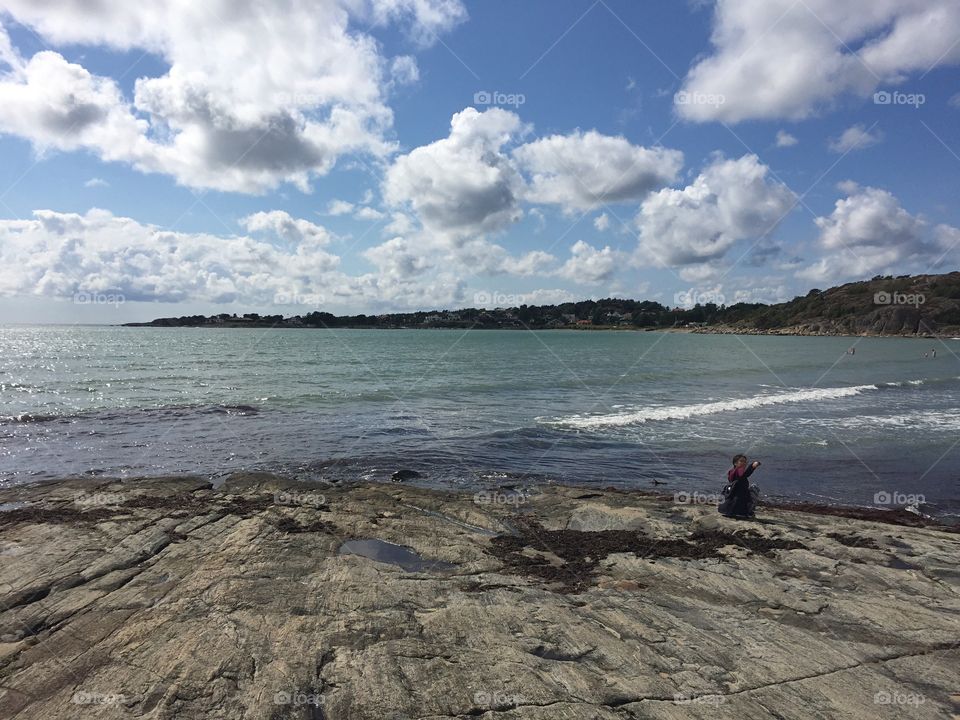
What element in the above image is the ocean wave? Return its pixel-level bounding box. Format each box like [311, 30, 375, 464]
[542, 384, 879, 429]
[0, 403, 260, 425]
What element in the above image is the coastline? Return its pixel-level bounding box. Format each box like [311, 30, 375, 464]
[2, 473, 957, 718]
[113, 322, 952, 338]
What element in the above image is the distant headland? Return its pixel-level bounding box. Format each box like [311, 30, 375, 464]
[123, 272, 960, 337]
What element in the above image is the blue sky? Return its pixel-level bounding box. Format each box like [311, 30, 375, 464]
[0, 0, 958, 322]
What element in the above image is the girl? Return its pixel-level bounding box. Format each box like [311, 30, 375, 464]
[719, 454, 761, 518]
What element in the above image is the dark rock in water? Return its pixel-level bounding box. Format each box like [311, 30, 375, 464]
[391, 469, 422, 482]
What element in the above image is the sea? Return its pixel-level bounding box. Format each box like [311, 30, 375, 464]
[1, 325, 958, 520]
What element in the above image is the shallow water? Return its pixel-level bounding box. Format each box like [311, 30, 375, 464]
[337, 539, 456, 572]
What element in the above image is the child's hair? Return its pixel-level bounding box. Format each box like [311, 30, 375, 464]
[731, 453, 747, 466]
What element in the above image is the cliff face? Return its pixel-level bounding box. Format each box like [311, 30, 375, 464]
[1, 474, 958, 719]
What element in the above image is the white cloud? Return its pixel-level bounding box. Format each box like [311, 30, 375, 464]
[390, 55, 420, 85]
[775, 130, 798, 148]
[502, 250, 557, 276]
[635, 154, 796, 266]
[326, 199, 356, 216]
[0, 51, 149, 160]
[828, 124, 882, 153]
[239, 210, 334, 247]
[676, 0, 960, 122]
[383, 107, 526, 238]
[354, 206, 386, 221]
[797, 186, 956, 283]
[383, 212, 416, 235]
[0, 23, 21, 71]
[816, 187, 925, 251]
[0, 206, 486, 310]
[0, 208, 339, 303]
[556, 240, 620, 284]
[593, 213, 610, 231]
[363, 236, 434, 279]
[514, 130, 682, 211]
[84, 177, 109, 188]
[0, 0, 466, 193]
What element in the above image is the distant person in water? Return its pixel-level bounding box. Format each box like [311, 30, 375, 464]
[719, 454, 761, 518]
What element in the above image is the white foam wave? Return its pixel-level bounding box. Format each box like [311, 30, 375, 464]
[544, 384, 879, 429]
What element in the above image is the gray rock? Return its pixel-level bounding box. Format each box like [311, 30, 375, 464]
[0, 475, 957, 719]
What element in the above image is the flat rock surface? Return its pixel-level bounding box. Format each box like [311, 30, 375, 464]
[0, 474, 958, 719]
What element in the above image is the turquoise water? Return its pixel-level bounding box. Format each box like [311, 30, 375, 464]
[1, 326, 958, 517]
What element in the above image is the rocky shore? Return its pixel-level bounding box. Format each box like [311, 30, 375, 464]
[1, 474, 958, 719]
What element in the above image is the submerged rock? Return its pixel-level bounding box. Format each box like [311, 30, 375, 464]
[390, 469, 422, 482]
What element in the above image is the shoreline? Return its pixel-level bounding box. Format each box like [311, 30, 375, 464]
[1, 473, 958, 718]
[114, 322, 950, 338]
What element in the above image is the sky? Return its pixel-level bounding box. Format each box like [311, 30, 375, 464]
[0, 0, 959, 323]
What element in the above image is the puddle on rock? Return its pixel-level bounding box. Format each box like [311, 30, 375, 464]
[0, 502, 28, 512]
[338, 538, 456, 573]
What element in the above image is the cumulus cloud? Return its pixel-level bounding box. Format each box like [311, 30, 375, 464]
[84, 177, 109, 188]
[0, 51, 149, 159]
[514, 130, 682, 211]
[0, 207, 486, 310]
[635, 154, 796, 267]
[354, 206, 386, 221]
[389, 55, 420, 85]
[0, 0, 466, 193]
[240, 210, 333, 248]
[363, 236, 434, 279]
[593, 213, 610, 232]
[775, 130, 798, 148]
[326, 200, 356, 216]
[797, 186, 958, 283]
[0, 208, 339, 303]
[828, 124, 882, 153]
[383, 107, 526, 238]
[677, 0, 960, 122]
[556, 240, 620, 284]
